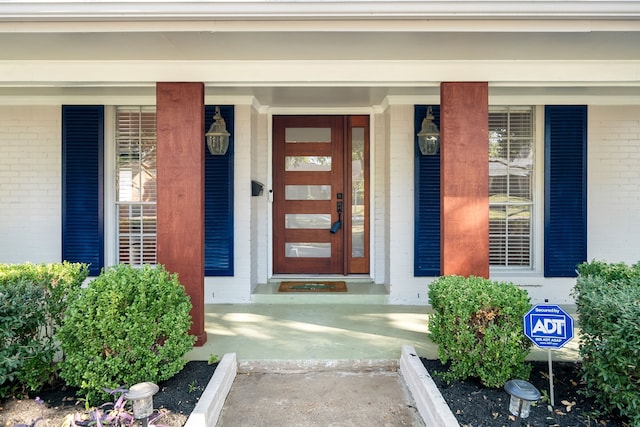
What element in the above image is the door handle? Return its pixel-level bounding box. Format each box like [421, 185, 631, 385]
[330, 200, 343, 234]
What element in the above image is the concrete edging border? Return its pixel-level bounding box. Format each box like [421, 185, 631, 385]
[399, 344, 459, 426]
[184, 352, 237, 427]
[185, 346, 458, 426]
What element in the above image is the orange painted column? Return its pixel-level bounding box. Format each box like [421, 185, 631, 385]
[440, 82, 489, 278]
[156, 82, 207, 345]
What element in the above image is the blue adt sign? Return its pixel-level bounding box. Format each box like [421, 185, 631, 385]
[523, 305, 574, 349]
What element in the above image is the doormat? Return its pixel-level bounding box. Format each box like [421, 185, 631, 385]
[278, 281, 347, 292]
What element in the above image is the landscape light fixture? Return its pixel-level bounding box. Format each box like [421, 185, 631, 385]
[125, 382, 159, 427]
[417, 106, 440, 155]
[504, 379, 541, 425]
[206, 106, 230, 155]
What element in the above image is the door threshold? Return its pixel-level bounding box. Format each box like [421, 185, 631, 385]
[269, 274, 372, 282]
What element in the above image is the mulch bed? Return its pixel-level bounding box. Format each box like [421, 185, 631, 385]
[421, 358, 630, 427]
[0, 361, 217, 427]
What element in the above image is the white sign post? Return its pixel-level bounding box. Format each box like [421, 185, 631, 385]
[523, 304, 574, 407]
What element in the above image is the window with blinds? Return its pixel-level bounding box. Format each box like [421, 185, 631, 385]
[115, 106, 157, 265]
[489, 107, 534, 267]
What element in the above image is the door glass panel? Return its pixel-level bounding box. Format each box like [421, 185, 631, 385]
[285, 128, 331, 143]
[285, 243, 331, 258]
[351, 127, 365, 258]
[285, 185, 331, 200]
[285, 156, 332, 171]
[286, 214, 331, 229]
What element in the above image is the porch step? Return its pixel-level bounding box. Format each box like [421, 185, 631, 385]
[251, 280, 389, 304]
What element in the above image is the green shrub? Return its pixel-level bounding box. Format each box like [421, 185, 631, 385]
[428, 275, 532, 388]
[0, 262, 88, 397]
[574, 261, 640, 424]
[57, 264, 196, 403]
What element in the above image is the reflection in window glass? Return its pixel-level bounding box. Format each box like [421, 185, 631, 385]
[285, 156, 331, 171]
[285, 128, 331, 143]
[286, 214, 331, 229]
[285, 243, 331, 258]
[351, 127, 365, 258]
[285, 185, 331, 200]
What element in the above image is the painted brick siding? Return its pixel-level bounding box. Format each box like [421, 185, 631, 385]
[373, 108, 388, 285]
[0, 106, 61, 263]
[588, 106, 640, 264]
[388, 105, 424, 303]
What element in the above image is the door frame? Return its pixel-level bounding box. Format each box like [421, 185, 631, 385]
[266, 109, 375, 279]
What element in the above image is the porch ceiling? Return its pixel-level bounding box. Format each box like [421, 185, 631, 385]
[3, 31, 640, 61]
[0, 9, 639, 107]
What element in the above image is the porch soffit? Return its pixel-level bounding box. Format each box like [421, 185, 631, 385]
[2, 32, 640, 61]
[0, 3, 638, 107]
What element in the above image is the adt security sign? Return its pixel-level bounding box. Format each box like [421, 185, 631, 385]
[523, 305, 574, 349]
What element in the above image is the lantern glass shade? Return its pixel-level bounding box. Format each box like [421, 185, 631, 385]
[508, 395, 533, 418]
[417, 106, 440, 155]
[125, 382, 159, 419]
[206, 106, 230, 155]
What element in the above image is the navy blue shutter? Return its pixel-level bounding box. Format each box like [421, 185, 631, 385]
[204, 105, 234, 276]
[544, 106, 587, 277]
[414, 105, 441, 276]
[62, 106, 104, 276]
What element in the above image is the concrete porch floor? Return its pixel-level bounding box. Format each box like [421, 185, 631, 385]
[185, 302, 582, 363]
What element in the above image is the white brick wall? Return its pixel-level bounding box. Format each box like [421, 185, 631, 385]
[2, 103, 639, 305]
[588, 106, 640, 264]
[372, 108, 388, 285]
[388, 105, 416, 296]
[0, 106, 61, 263]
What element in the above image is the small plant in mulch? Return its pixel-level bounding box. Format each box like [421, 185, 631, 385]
[70, 386, 169, 427]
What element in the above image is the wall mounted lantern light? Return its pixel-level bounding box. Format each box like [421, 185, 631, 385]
[417, 106, 440, 155]
[206, 106, 230, 155]
[504, 379, 541, 424]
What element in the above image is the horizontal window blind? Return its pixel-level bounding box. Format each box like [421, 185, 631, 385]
[115, 106, 157, 266]
[489, 107, 534, 267]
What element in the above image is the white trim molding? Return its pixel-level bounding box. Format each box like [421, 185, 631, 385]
[1, 1, 640, 21]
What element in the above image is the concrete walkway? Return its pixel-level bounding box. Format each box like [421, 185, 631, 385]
[185, 347, 459, 427]
[217, 368, 423, 426]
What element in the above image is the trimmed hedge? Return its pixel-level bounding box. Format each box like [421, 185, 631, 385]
[57, 264, 196, 404]
[428, 275, 532, 388]
[0, 262, 88, 397]
[574, 261, 640, 424]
